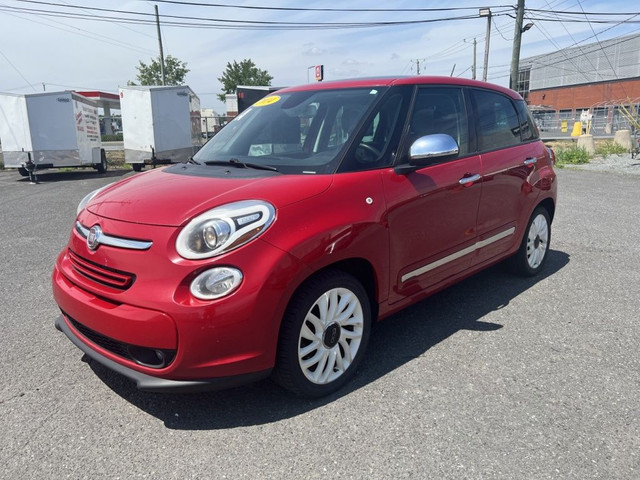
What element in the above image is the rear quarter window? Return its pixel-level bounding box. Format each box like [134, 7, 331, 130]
[515, 100, 539, 142]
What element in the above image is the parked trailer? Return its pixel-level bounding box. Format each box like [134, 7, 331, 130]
[0, 91, 106, 180]
[119, 85, 201, 171]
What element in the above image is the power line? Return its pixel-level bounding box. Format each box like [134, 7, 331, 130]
[0, 7, 158, 55]
[0, 49, 37, 92]
[0, 4, 513, 30]
[144, 1, 514, 13]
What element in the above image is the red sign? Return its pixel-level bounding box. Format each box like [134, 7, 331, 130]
[315, 65, 324, 82]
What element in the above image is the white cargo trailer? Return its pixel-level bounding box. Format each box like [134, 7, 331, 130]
[119, 85, 201, 171]
[0, 91, 106, 179]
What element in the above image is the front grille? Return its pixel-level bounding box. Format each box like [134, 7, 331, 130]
[67, 315, 176, 369]
[68, 249, 135, 290]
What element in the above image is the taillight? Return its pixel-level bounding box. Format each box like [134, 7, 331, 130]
[546, 146, 556, 166]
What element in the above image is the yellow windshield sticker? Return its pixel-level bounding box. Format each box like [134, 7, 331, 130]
[253, 95, 280, 107]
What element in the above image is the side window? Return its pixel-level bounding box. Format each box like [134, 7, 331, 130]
[338, 89, 410, 172]
[408, 87, 468, 156]
[515, 100, 539, 142]
[472, 89, 521, 150]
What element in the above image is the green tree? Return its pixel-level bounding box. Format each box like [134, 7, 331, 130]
[128, 55, 189, 86]
[217, 59, 273, 101]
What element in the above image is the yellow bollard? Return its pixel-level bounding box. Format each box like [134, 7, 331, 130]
[571, 121, 582, 137]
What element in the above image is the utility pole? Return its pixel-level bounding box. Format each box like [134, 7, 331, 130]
[510, 0, 526, 91]
[411, 59, 424, 75]
[155, 4, 166, 86]
[479, 8, 492, 82]
[472, 38, 477, 80]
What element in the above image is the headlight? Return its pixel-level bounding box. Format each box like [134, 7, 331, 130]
[176, 200, 275, 259]
[76, 183, 114, 215]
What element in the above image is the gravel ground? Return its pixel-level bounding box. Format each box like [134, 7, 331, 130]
[561, 152, 640, 175]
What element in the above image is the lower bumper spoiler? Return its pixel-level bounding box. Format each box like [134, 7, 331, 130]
[55, 315, 271, 393]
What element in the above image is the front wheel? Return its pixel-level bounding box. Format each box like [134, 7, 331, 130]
[509, 206, 551, 276]
[273, 270, 371, 397]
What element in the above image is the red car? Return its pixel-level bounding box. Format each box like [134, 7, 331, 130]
[53, 77, 557, 397]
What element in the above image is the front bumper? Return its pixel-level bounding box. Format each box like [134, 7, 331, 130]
[55, 314, 271, 393]
[52, 209, 311, 390]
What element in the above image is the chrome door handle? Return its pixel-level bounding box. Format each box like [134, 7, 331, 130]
[524, 157, 537, 165]
[459, 174, 481, 185]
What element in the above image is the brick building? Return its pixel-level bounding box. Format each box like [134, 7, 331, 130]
[516, 33, 640, 133]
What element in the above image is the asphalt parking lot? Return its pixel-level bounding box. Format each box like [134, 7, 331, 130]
[0, 166, 638, 479]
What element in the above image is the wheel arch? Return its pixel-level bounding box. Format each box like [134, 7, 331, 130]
[538, 197, 555, 223]
[282, 257, 380, 328]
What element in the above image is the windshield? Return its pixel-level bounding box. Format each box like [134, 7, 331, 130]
[193, 87, 387, 174]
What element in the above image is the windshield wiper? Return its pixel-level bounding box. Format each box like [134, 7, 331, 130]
[188, 156, 200, 165]
[204, 158, 278, 172]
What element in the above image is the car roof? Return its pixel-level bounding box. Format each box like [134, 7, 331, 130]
[277, 76, 522, 100]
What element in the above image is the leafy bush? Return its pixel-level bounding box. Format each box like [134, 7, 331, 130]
[595, 141, 627, 156]
[555, 146, 591, 165]
[101, 134, 123, 142]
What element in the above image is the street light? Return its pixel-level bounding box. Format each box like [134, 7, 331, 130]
[522, 22, 534, 33]
[479, 8, 492, 82]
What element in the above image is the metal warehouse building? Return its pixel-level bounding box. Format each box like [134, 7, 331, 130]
[517, 33, 640, 134]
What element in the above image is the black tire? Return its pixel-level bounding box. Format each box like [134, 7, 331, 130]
[132, 163, 143, 172]
[509, 206, 551, 276]
[96, 150, 108, 174]
[273, 270, 372, 397]
[17, 167, 29, 177]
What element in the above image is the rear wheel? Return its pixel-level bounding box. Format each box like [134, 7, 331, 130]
[96, 150, 108, 173]
[509, 206, 551, 276]
[273, 270, 371, 397]
[132, 163, 143, 172]
[17, 167, 29, 177]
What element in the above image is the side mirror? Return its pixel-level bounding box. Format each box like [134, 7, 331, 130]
[409, 134, 459, 165]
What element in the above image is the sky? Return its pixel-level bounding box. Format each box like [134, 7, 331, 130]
[1, 0, 639, 113]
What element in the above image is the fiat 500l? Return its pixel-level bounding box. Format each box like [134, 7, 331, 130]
[53, 77, 557, 397]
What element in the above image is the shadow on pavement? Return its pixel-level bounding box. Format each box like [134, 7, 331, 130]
[13, 168, 134, 183]
[87, 249, 570, 429]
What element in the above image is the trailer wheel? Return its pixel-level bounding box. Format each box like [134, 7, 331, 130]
[96, 149, 108, 174]
[18, 167, 29, 177]
[132, 163, 143, 172]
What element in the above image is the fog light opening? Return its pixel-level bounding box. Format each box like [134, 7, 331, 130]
[190, 267, 243, 300]
[128, 346, 168, 368]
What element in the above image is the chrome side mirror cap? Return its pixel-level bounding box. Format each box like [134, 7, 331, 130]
[409, 134, 459, 163]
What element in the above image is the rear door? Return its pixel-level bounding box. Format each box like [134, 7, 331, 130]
[470, 88, 543, 265]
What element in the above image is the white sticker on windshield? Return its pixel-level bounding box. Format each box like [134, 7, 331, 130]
[370, 90, 378, 95]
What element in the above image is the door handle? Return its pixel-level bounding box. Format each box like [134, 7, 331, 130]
[459, 174, 481, 185]
[524, 157, 537, 166]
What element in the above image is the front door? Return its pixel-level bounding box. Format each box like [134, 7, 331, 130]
[385, 86, 482, 304]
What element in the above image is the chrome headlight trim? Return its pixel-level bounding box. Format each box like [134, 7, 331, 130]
[176, 200, 276, 260]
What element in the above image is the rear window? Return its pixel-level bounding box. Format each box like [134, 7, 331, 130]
[472, 89, 521, 151]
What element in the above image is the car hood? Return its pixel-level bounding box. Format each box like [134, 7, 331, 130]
[86, 165, 333, 227]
